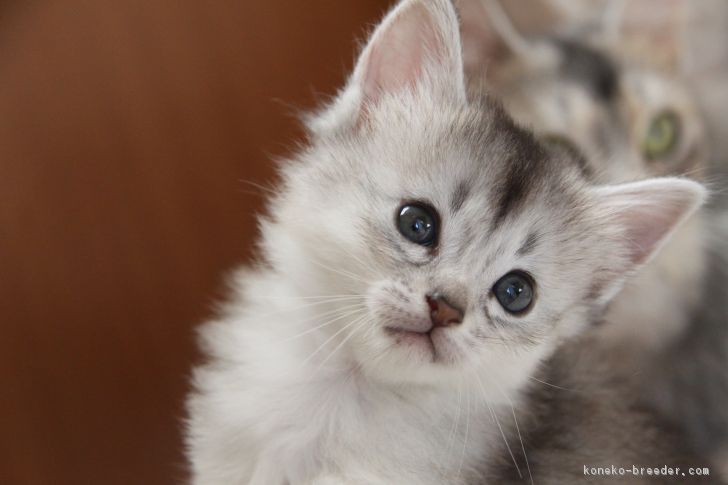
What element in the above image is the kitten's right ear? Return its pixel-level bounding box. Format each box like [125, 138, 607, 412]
[309, 0, 465, 133]
[591, 177, 706, 302]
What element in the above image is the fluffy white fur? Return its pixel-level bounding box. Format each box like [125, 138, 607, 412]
[185, 1, 706, 483]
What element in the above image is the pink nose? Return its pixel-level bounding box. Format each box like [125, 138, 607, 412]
[426, 294, 464, 328]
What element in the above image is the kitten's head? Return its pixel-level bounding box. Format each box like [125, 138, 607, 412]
[261, 0, 704, 394]
[458, 0, 708, 184]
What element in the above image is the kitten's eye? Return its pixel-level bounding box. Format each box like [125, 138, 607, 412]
[542, 134, 581, 157]
[397, 203, 438, 247]
[493, 271, 534, 314]
[644, 110, 680, 161]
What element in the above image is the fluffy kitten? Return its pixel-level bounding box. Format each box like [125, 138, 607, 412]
[459, 0, 728, 467]
[185, 0, 706, 483]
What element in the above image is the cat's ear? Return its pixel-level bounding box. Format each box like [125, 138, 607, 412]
[351, 0, 465, 107]
[456, 0, 560, 81]
[592, 178, 706, 297]
[311, 0, 466, 132]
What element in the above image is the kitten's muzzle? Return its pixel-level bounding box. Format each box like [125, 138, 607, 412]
[426, 294, 463, 328]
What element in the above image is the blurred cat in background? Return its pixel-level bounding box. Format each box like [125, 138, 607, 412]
[458, 0, 728, 470]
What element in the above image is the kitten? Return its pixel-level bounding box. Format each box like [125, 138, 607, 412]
[459, 0, 728, 467]
[185, 0, 706, 483]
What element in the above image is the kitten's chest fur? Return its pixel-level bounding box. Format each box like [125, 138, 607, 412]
[274, 377, 495, 484]
[251, 364, 496, 483]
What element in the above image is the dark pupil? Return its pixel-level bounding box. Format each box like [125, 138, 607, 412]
[503, 281, 523, 303]
[412, 218, 428, 234]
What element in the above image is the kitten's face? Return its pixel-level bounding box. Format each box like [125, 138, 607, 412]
[488, 40, 706, 184]
[261, 0, 703, 393]
[277, 96, 599, 392]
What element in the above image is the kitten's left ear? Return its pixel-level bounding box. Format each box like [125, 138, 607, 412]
[592, 177, 706, 298]
[352, 0, 465, 107]
[310, 0, 466, 132]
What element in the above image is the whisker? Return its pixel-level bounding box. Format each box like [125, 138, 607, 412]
[528, 376, 581, 393]
[474, 373, 522, 479]
[238, 189, 269, 198]
[495, 380, 534, 485]
[443, 378, 464, 472]
[279, 305, 368, 343]
[316, 315, 370, 371]
[263, 294, 367, 301]
[455, 381, 472, 483]
[302, 316, 365, 365]
[308, 258, 371, 285]
[332, 244, 380, 280]
[244, 297, 366, 320]
[238, 178, 278, 197]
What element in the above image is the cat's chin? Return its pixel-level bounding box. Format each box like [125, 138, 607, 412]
[351, 327, 473, 387]
[384, 326, 435, 359]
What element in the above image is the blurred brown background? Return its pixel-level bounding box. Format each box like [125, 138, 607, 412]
[0, 1, 389, 483]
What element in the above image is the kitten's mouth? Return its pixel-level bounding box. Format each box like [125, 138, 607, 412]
[384, 326, 451, 363]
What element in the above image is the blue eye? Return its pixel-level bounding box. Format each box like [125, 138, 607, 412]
[493, 271, 535, 314]
[397, 204, 438, 247]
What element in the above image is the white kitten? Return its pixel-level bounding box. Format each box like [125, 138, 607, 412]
[185, 1, 705, 483]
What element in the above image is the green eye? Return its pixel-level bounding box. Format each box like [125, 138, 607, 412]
[644, 111, 680, 160]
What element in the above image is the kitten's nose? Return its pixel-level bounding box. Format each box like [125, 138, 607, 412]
[426, 294, 464, 328]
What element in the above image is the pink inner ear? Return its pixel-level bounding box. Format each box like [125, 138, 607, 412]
[597, 179, 705, 268]
[621, 201, 685, 266]
[360, 3, 450, 105]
